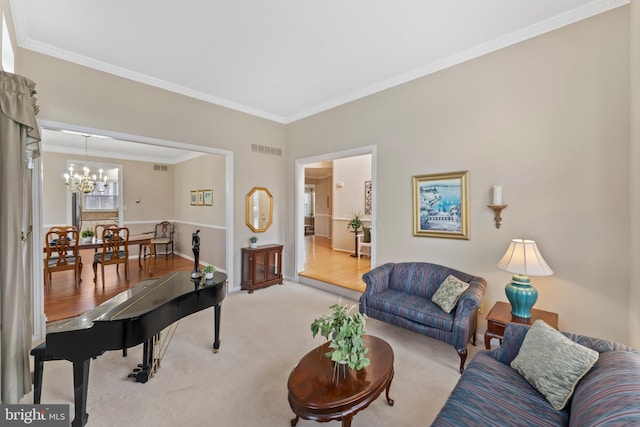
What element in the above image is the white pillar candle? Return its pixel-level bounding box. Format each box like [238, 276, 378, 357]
[492, 185, 503, 205]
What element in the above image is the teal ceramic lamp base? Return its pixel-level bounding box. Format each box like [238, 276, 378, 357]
[505, 274, 538, 318]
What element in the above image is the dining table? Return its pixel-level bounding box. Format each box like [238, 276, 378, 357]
[45, 234, 155, 276]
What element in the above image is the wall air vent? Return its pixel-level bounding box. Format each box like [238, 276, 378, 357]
[153, 164, 168, 171]
[251, 143, 282, 157]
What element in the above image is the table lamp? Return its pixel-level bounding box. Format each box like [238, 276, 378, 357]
[497, 239, 553, 318]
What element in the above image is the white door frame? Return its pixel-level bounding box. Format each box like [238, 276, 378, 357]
[294, 145, 377, 280]
[33, 119, 235, 340]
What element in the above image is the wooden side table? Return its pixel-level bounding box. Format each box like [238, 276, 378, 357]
[484, 301, 559, 349]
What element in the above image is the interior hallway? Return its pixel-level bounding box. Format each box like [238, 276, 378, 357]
[298, 235, 371, 292]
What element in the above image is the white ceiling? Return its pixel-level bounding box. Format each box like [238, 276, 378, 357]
[12, 0, 626, 124]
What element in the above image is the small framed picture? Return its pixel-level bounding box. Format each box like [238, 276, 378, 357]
[190, 191, 197, 206]
[203, 189, 213, 206]
[197, 190, 204, 206]
[413, 170, 469, 239]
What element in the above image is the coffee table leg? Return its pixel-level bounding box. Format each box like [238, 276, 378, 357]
[385, 372, 395, 406]
[290, 415, 299, 426]
[341, 414, 353, 427]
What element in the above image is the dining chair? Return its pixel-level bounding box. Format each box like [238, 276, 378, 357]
[150, 221, 175, 258]
[44, 226, 82, 293]
[94, 223, 118, 242]
[357, 226, 372, 258]
[93, 226, 130, 287]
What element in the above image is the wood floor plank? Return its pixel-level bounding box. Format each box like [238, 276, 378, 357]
[299, 235, 370, 292]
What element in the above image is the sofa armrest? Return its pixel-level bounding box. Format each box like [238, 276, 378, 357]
[450, 275, 486, 350]
[361, 263, 394, 296]
[359, 263, 394, 314]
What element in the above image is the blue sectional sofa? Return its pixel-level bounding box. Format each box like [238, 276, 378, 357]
[432, 322, 640, 426]
[360, 262, 486, 373]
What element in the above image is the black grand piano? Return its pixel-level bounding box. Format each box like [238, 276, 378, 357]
[32, 270, 227, 427]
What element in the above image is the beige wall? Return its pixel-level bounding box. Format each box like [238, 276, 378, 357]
[332, 154, 372, 252]
[630, 0, 640, 349]
[6, 1, 638, 344]
[286, 7, 632, 343]
[16, 48, 286, 285]
[41, 151, 175, 229]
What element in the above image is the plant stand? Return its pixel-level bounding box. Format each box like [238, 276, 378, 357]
[350, 231, 360, 258]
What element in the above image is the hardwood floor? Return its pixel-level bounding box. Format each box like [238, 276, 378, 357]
[44, 250, 194, 322]
[298, 235, 370, 292]
[44, 236, 371, 322]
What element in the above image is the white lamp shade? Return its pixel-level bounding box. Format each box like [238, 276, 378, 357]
[497, 239, 553, 276]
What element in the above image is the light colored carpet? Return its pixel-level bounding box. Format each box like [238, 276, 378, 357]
[21, 281, 482, 426]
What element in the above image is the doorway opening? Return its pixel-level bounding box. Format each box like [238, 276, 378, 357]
[32, 120, 234, 340]
[294, 146, 376, 295]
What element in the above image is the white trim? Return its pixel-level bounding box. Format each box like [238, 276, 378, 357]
[295, 145, 377, 279]
[32, 155, 45, 341]
[33, 120, 235, 325]
[12, 0, 628, 124]
[285, 0, 630, 123]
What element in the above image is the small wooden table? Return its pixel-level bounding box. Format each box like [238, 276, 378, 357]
[484, 301, 559, 349]
[287, 335, 394, 427]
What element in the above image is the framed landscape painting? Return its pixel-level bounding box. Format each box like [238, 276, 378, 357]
[413, 171, 469, 239]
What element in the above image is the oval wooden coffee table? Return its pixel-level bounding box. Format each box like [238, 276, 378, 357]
[287, 335, 394, 427]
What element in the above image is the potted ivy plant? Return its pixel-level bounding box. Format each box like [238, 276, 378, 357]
[203, 265, 215, 279]
[346, 211, 363, 234]
[81, 229, 94, 243]
[311, 303, 370, 372]
[250, 236, 258, 248]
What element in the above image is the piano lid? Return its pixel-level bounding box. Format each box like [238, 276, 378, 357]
[46, 271, 226, 333]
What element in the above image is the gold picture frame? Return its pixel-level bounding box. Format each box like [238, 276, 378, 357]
[203, 189, 213, 206]
[197, 190, 204, 206]
[190, 190, 197, 206]
[413, 171, 469, 239]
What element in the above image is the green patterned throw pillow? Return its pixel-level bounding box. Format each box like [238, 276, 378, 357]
[511, 320, 599, 410]
[431, 275, 469, 313]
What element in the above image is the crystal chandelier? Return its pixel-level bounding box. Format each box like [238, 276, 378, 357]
[63, 135, 108, 194]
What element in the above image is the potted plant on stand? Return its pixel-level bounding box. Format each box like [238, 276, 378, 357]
[250, 236, 258, 248]
[346, 211, 363, 257]
[311, 303, 370, 381]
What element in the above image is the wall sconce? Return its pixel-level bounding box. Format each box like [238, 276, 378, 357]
[487, 185, 507, 229]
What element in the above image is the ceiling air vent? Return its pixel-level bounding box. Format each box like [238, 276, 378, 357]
[251, 143, 282, 157]
[153, 164, 168, 171]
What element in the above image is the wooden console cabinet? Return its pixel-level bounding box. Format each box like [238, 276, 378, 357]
[241, 244, 284, 293]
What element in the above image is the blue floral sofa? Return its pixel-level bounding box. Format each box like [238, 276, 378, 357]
[432, 322, 640, 426]
[359, 262, 486, 373]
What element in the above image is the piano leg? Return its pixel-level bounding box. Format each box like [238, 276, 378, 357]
[213, 303, 222, 353]
[71, 358, 90, 427]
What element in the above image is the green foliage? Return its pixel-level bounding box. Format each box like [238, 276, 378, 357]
[346, 211, 363, 233]
[250, 236, 258, 243]
[81, 229, 94, 238]
[310, 303, 371, 371]
[203, 265, 215, 274]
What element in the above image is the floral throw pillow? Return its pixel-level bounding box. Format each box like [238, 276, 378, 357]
[431, 275, 469, 313]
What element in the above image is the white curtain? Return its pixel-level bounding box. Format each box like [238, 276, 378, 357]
[0, 71, 40, 403]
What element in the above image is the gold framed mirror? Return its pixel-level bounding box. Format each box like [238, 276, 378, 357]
[246, 187, 273, 232]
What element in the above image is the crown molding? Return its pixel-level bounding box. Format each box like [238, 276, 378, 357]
[12, 0, 628, 125]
